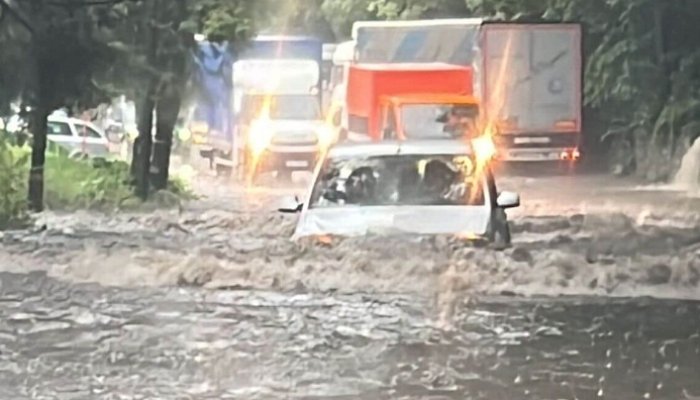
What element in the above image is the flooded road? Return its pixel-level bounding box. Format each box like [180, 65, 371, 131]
[0, 272, 699, 399]
[1, 170, 700, 398]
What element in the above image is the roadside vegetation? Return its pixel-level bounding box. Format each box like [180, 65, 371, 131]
[0, 136, 195, 230]
[0, 138, 29, 229]
[0, 0, 262, 229]
[0, 0, 269, 214]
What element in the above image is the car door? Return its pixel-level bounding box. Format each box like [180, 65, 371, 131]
[71, 121, 110, 158]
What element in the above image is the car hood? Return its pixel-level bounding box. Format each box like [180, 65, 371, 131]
[293, 206, 491, 239]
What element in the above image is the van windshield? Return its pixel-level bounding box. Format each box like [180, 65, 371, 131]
[241, 95, 321, 121]
[310, 154, 485, 208]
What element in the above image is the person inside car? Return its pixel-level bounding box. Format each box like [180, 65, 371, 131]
[437, 106, 479, 138]
[420, 159, 458, 204]
[344, 166, 378, 205]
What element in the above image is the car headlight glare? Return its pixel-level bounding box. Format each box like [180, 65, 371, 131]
[316, 125, 336, 148]
[248, 120, 274, 155]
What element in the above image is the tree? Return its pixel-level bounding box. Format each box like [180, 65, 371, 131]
[0, 0, 123, 211]
[100, 0, 274, 199]
[0, 0, 275, 204]
[0, 2, 29, 115]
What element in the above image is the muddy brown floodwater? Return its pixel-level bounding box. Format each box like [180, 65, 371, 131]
[1, 170, 699, 399]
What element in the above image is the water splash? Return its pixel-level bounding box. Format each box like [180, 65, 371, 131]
[673, 136, 700, 193]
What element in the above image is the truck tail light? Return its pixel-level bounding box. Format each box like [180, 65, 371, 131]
[555, 120, 577, 130]
[560, 148, 580, 161]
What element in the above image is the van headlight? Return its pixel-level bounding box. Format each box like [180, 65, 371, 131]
[316, 125, 336, 149]
[248, 120, 274, 155]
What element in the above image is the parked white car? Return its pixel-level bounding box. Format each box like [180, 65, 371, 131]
[47, 115, 111, 159]
[279, 140, 520, 247]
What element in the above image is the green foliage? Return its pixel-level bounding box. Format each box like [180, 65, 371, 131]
[42, 155, 194, 211]
[0, 138, 195, 229]
[43, 156, 133, 211]
[0, 138, 30, 229]
[167, 174, 198, 201]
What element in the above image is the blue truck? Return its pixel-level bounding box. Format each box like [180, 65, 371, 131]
[188, 35, 324, 176]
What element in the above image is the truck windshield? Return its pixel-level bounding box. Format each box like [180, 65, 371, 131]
[310, 154, 484, 208]
[401, 104, 479, 138]
[242, 95, 321, 121]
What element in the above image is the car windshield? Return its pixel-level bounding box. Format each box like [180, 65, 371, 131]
[309, 154, 485, 208]
[241, 95, 321, 121]
[401, 103, 479, 138]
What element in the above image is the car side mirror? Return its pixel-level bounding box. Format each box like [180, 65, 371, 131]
[278, 195, 303, 213]
[496, 191, 520, 209]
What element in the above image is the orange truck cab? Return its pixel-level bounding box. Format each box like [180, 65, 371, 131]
[378, 93, 481, 140]
[343, 63, 475, 141]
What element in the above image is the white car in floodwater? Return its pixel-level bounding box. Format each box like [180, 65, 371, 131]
[279, 140, 520, 246]
[47, 115, 111, 159]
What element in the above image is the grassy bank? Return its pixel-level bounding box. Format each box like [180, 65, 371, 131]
[0, 139, 194, 230]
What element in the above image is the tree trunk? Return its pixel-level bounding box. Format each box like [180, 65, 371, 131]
[151, 87, 181, 190]
[27, 104, 49, 211]
[133, 83, 156, 200]
[130, 0, 159, 199]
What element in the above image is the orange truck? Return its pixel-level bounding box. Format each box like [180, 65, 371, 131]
[342, 63, 479, 141]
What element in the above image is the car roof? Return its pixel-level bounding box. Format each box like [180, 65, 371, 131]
[47, 115, 76, 123]
[47, 115, 104, 132]
[48, 115, 91, 124]
[327, 140, 474, 159]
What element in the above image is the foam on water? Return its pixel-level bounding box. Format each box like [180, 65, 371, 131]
[3, 205, 699, 302]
